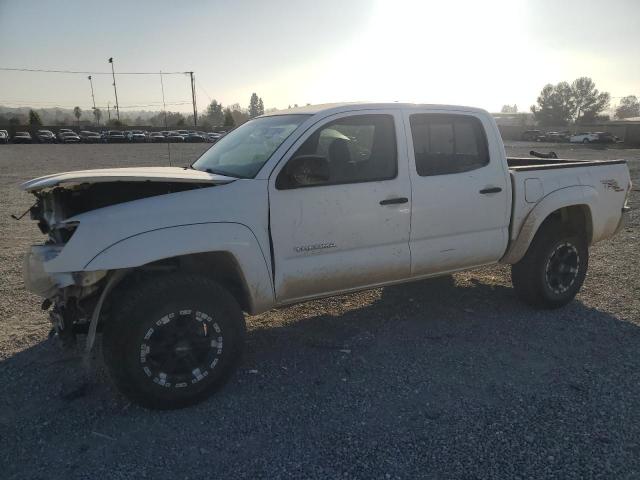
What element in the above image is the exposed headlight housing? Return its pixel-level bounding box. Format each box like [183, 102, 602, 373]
[23, 245, 71, 298]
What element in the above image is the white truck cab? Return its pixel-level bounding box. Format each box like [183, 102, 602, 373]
[21, 103, 631, 409]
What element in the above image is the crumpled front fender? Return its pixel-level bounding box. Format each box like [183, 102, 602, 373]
[84, 222, 274, 314]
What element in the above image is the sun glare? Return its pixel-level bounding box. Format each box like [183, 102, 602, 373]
[305, 0, 530, 110]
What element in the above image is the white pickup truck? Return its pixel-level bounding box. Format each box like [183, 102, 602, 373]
[21, 103, 631, 409]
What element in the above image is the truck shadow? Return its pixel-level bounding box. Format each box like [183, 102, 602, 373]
[244, 275, 640, 401]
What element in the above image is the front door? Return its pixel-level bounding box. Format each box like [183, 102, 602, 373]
[269, 111, 411, 302]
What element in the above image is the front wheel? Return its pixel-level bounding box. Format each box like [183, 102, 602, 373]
[582, 138, 590, 144]
[103, 274, 246, 409]
[511, 220, 588, 309]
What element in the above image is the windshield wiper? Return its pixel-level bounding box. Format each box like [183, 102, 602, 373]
[203, 168, 249, 179]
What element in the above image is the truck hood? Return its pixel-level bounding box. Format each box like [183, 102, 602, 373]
[21, 166, 235, 192]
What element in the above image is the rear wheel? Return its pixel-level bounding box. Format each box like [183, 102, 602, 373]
[582, 138, 590, 144]
[511, 219, 588, 309]
[103, 274, 245, 409]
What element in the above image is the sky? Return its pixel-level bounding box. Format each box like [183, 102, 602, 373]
[0, 0, 638, 115]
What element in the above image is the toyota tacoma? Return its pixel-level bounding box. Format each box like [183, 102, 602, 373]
[20, 103, 631, 409]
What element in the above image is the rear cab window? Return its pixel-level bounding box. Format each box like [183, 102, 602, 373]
[409, 114, 489, 176]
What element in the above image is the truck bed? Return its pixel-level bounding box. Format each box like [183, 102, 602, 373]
[507, 157, 626, 171]
[505, 157, 629, 261]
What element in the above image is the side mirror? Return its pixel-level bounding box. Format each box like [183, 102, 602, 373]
[278, 155, 330, 189]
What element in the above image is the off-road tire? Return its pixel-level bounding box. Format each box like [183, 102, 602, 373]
[511, 219, 588, 309]
[103, 274, 245, 409]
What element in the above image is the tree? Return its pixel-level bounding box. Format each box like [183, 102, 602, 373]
[204, 100, 224, 126]
[571, 77, 610, 124]
[73, 106, 82, 128]
[107, 118, 127, 127]
[531, 82, 575, 126]
[615, 95, 640, 119]
[228, 103, 249, 126]
[28, 109, 42, 126]
[9, 116, 21, 127]
[93, 108, 102, 125]
[532, 77, 611, 126]
[147, 111, 185, 128]
[223, 108, 235, 127]
[500, 104, 518, 113]
[248, 93, 263, 118]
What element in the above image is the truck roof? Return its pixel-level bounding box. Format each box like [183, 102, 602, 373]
[263, 102, 488, 117]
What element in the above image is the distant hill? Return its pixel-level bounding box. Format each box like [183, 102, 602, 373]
[0, 105, 167, 127]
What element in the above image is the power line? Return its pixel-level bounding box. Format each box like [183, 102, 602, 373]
[0, 100, 193, 109]
[195, 78, 213, 103]
[0, 67, 190, 75]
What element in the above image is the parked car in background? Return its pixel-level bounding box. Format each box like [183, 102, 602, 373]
[125, 130, 147, 143]
[103, 130, 126, 143]
[186, 131, 206, 142]
[148, 132, 166, 143]
[58, 128, 74, 135]
[12, 131, 33, 143]
[166, 131, 185, 142]
[176, 129, 190, 140]
[521, 129, 542, 141]
[594, 132, 618, 144]
[569, 132, 599, 144]
[79, 131, 102, 143]
[206, 132, 227, 143]
[58, 131, 81, 144]
[540, 131, 570, 143]
[35, 130, 56, 143]
[0, 130, 10, 144]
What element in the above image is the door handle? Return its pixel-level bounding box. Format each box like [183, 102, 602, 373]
[380, 197, 409, 205]
[479, 187, 502, 194]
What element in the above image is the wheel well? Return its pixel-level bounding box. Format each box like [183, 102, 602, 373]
[543, 205, 593, 243]
[105, 252, 252, 314]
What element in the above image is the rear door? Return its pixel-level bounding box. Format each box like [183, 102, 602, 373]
[269, 110, 411, 302]
[405, 111, 511, 275]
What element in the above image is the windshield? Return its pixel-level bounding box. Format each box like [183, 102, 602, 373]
[192, 114, 310, 178]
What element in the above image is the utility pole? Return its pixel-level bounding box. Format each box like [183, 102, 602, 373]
[159, 71, 168, 129]
[107, 101, 111, 122]
[87, 75, 97, 124]
[189, 71, 197, 127]
[108, 57, 120, 121]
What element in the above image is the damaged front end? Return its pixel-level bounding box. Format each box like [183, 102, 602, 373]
[24, 243, 109, 348]
[22, 178, 213, 348]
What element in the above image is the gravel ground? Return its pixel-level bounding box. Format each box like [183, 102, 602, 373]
[0, 141, 639, 479]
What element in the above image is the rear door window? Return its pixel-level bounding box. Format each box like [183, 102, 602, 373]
[409, 114, 489, 176]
